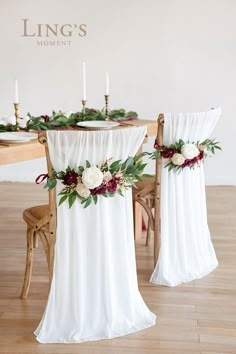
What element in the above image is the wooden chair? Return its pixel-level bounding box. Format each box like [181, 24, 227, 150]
[20, 126, 147, 298]
[133, 114, 164, 266]
[20, 132, 56, 298]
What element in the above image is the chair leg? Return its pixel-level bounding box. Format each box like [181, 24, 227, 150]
[146, 221, 152, 246]
[145, 199, 154, 246]
[20, 227, 34, 299]
[38, 230, 50, 272]
[33, 233, 38, 248]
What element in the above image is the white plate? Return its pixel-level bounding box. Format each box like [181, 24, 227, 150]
[77, 121, 120, 129]
[0, 132, 38, 143]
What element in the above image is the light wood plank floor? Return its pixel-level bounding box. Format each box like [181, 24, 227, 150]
[0, 183, 235, 354]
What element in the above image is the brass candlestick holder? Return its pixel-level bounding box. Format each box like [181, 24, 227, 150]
[81, 100, 87, 114]
[14, 103, 20, 130]
[104, 95, 109, 120]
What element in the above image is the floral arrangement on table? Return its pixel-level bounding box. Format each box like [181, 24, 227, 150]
[26, 108, 138, 131]
[150, 138, 221, 171]
[0, 108, 138, 132]
[0, 116, 28, 132]
[0, 123, 18, 132]
[41, 153, 150, 208]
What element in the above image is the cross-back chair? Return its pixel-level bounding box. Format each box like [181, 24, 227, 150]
[20, 132, 56, 298]
[149, 108, 221, 286]
[133, 114, 164, 266]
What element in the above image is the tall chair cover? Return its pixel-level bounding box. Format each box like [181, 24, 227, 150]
[150, 108, 221, 286]
[35, 127, 156, 343]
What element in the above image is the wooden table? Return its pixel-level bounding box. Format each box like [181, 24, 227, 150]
[0, 119, 158, 240]
[0, 120, 157, 165]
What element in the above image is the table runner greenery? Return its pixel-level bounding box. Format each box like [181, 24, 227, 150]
[0, 108, 138, 132]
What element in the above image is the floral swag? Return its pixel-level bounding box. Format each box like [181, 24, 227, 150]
[150, 138, 221, 171]
[0, 108, 138, 132]
[37, 153, 150, 208]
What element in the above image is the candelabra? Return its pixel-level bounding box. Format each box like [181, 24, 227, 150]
[14, 103, 20, 130]
[81, 100, 87, 114]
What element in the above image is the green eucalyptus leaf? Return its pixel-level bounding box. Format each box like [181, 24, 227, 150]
[118, 189, 124, 197]
[84, 196, 92, 208]
[86, 160, 91, 168]
[68, 191, 77, 208]
[135, 175, 143, 182]
[143, 173, 154, 178]
[92, 195, 98, 204]
[58, 195, 68, 206]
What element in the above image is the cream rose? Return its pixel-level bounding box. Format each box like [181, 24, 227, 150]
[82, 166, 104, 189]
[76, 183, 91, 198]
[171, 153, 185, 166]
[181, 143, 199, 159]
[103, 171, 112, 183]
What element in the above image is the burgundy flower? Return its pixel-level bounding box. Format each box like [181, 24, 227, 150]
[114, 172, 122, 181]
[90, 183, 107, 195]
[198, 150, 204, 160]
[41, 115, 50, 122]
[62, 171, 79, 185]
[182, 159, 193, 168]
[107, 179, 118, 193]
[154, 139, 164, 149]
[182, 151, 204, 168]
[161, 148, 177, 158]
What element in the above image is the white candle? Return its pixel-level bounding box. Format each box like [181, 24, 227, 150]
[82, 62, 86, 100]
[105, 72, 109, 95]
[14, 79, 19, 103]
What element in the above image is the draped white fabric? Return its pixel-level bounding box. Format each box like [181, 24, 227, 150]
[150, 108, 221, 287]
[35, 127, 156, 343]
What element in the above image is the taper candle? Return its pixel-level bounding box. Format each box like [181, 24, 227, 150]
[82, 62, 86, 100]
[14, 79, 19, 103]
[105, 72, 109, 95]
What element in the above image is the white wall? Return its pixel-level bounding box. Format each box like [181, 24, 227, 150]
[0, 0, 235, 184]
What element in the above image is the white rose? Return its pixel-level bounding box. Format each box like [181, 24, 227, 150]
[1, 116, 16, 125]
[82, 166, 104, 189]
[18, 117, 29, 128]
[76, 183, 91, 198]
[171, 153, 185, 166]
[181, 143, 199, 159]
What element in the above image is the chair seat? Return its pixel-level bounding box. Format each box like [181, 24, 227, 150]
[23, 204, 49, 219]
[23, 205, 50, 230]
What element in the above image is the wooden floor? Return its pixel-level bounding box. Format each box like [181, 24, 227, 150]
[0, 183, 235, 354]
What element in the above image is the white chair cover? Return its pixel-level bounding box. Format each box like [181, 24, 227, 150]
[35, 127, 156, 343]
[150, 108, 221, 286]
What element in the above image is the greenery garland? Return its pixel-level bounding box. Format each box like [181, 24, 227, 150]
[0, 123, 18, 132]
[0, 108, 138, 132]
